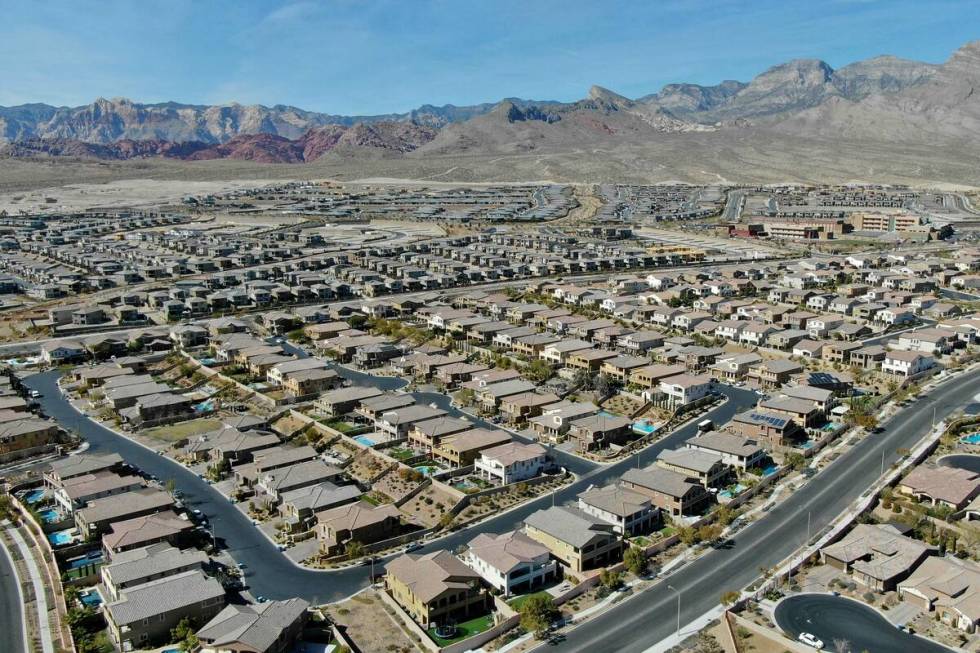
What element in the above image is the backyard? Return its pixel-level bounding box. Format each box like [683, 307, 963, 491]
[142, 416, 224, 442]
[429, 613, 495, 647]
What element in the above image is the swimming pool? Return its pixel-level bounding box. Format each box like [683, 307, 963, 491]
[762, 465, 779, 477]
[632, 420, 658, 435]
[67, 553, 103, 569]
[354, 435, 378, 447]
[22, 489, 46, 504]
[961, 433, 980, 445]
[719, 483, 748, 500]
[799, 440, 815, 450]
[414, 465, 440, 477]
[79, 591, 102, 607]
[38, 509, 59, 524]
[194, 400, 215, 413]
[598, 410, 619, 419]
[48, 531, 73, 546]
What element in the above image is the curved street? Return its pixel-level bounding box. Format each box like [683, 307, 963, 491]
[24, 369, 756, 602]
[25, 366, 980, 651]
[773, 594, 953, 653]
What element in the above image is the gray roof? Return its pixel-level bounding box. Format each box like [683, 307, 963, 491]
[685, 431, 763, 458]
[103, 543, 207, 586]
[196, 598, 309, 652]
[656, 448, 725, 474]
[47, 453, 123, 479]
[107, 569, 225, 625]
[622, 466, 700, 498]
[76, 487, 173, 524]
[578, 485, 651, 518]
[523, 505, 616, 548]
[280, 482, 362, 513]
[261, 460, 342, 492]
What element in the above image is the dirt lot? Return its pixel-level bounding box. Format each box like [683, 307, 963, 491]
[400, 484, 460, 527]
[324, 589, 424, 653]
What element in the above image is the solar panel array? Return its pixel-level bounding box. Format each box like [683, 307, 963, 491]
[749, 412, 787, 428]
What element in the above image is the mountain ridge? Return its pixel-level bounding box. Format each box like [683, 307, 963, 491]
[2, 40, 979, 171]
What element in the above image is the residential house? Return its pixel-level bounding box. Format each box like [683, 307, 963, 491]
[620, 465, 710, 516]
[385, 550, 492, 627]
[464, 531, 558, 597]
[522, 505, 622, 573]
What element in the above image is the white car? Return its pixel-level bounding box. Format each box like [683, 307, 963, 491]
[797, 632, 824, 649]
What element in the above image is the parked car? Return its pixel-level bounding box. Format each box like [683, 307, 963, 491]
[797, 632, 823, 649]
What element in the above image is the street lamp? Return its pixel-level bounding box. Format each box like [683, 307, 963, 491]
[667, 584, 681, 637]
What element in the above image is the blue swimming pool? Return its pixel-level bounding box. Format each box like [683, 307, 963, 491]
[597, 410, 619, 419]
[79, 591, 102, 607]
[961, 433, 980, 445]
[23, 489, 46, 504]
[632, 420, 658, 435]
[38, 509, 59, 524]
[48, 531, 73, 546]
[354, 435, 378, 447]
[194, 400, 215, 413]
[67, 553, 103, 569]
[763, 465, 779, 477]
[799, 440, 815, 450]
[414, 465, 439, 477]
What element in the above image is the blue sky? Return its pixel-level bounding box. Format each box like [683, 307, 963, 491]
[2, 0, 978, 113]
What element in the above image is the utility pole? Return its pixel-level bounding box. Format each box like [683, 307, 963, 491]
[667, 585, 680, 637]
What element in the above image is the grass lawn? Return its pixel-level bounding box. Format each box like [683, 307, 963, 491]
[630, 535, 652, 547]
[142, 417, 224, 441]
[388, 447, 415, 461]
[659, 526, 677, 537]
[428, 613, 495, 646]
[322, 419, 370, 435]
[507, 590, 551, 611]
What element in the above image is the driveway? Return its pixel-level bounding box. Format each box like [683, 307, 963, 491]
[773, 594, 953, 653]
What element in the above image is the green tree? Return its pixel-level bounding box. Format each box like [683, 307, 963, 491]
[599, 569, 622, 590]
[698, 523, 723, 544]
[344, 540, 364, 560]
[525, 359, 555, 384]
[720, 590, 741, 606]
[786, 452, 807, 471]
[171, 616, 199, 651]
[519, 594, 558, 639]
[624, 546, 648, 576]
[678, 526, 699, 546]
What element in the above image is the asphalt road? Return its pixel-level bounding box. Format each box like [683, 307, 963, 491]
[543, 368, 980, 653]
[23, 369, 757, 602]
[773, 594, 952, 653]
[0, 534, 27, 653]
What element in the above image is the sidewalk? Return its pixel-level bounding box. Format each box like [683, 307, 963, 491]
[3, 520, 55, 653]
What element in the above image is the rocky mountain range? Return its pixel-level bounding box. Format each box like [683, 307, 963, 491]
[1, 40, 978, 171]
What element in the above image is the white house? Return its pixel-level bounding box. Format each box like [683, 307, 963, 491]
[474, 442, 549, 485]
[463, 530, 557, 596]
[882, 351, 935, 378]
[657, 374, 713, 408]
